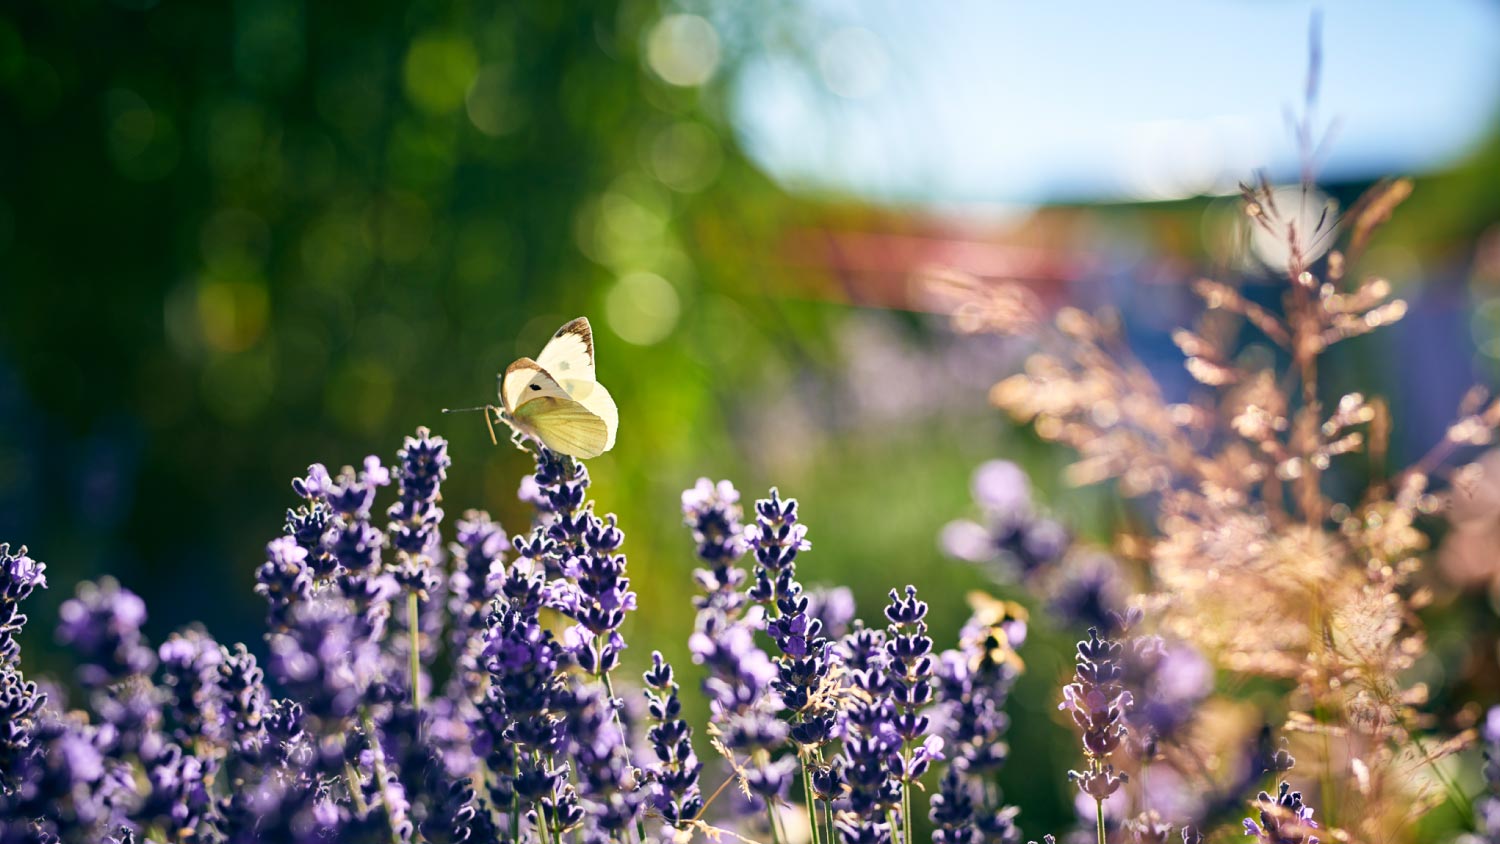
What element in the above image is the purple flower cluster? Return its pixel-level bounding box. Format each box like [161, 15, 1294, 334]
[1479, 707, 1500, 842]
[941, 460, 1068, 578]
[0, 423, 1296, 844]
[642, 651, 704, 833]
[943, 461, 1127, 632]
[1242, 779, 1319, 844]
[0, 544, 46, 800]
[684, 479, 774, 721]
[930, 597, 1027, 844]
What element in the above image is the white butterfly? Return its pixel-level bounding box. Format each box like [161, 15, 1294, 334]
[495, 317, 619, 459]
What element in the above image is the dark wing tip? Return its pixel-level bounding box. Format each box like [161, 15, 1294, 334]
[552, 317, 595, 357]
[555, 316, 590, 338]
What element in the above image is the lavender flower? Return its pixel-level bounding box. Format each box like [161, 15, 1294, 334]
[256, 536, 314, 628]
[876, 586, 944, 844]
[1062, 627, 1131, 815]
[942, 461, 1068, 579]
[642, 651, 704, 831]
[56, 578, 156, 689]
[1478, 706, 1500, 842]
[1048, 553, 1127, 635]
[555, 681, 642, 842]
[477, 586, 568, 834]
[684, 478, 747, 571]
[158, 628, 224, 747]
[930, 595, 1026, 843]
[218, 643, 270, 772]
[930, 765, 1021, 844]
[745, 488, 838, 752]
[512, 444, 637, 680]
[805, 585, 856, 640]
[683, 479, 778, 729]
[1242, 781, 1319, 844]
[266, 595, 381, 732]
[746, 488, 810, 608]
[0, 544, 46, 799]
[836, 622, 901, 844]
[7, 713, 110, 839]
[1120, 633, 1209, 758]
[0, 544, 46, 665]
[450, 510, 508, 609]
[418, 750, 480, 844]
[294, 458, 391, 580]
[386, 427, 451, 556]
[1126, 811, 1172, 844]
[689, 619, 777, 719]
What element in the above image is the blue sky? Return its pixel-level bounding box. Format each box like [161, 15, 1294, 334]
[729, 0, 1500, 207]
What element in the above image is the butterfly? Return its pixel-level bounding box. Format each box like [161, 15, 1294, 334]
[490, 317, 618, 459]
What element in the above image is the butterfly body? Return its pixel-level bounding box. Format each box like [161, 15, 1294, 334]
[497, 318, 618, 459]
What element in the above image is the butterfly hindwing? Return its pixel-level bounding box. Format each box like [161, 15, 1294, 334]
[518, 397, 612, 459]
[562, 379, 617, 453]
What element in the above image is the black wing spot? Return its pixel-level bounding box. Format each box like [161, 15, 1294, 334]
[530, 384, 542, 391]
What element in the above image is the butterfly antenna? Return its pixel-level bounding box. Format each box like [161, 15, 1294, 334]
[441, 405, 500, 446]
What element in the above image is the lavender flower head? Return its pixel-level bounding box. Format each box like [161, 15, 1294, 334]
[1062, 626, 1131, 802]
[386, 426, 450, 557]
[1242, 781, 1319, 844]
[642, 651, 704, 831]
[56, 578, 156, 688]
[0, 544, 46, 665]
[745, 488, 811, 607]
[294, 457, 391, 579]
[1477, 705, 1500, 842]
[942, 461, 1068, 579]
[682, 479, 777, 724]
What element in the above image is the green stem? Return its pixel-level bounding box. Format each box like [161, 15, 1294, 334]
[801, 755, 821, 844]
[901, 743, 913, 844]
[344, 759, 369, 814]
[512, 758, 522, 844]
[1413, 733, 1475, 828]
[408, 591, 423, 719]
[598, 658, 648, 844]
[361, 713, 403, 844]
[1095, 796, 1107, 844]
[766, 804, 783, 844]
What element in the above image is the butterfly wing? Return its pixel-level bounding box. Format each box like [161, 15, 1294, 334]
[520, 399, 612, 458]
[501, 357, 568, 413]
[536, 317, 596, 385]
[561, 378, 617, 453]
[501, 358, 613, 458]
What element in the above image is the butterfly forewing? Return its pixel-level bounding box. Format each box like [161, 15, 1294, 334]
[536, 317, 596, 384]
[500, 358, 570, 414]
